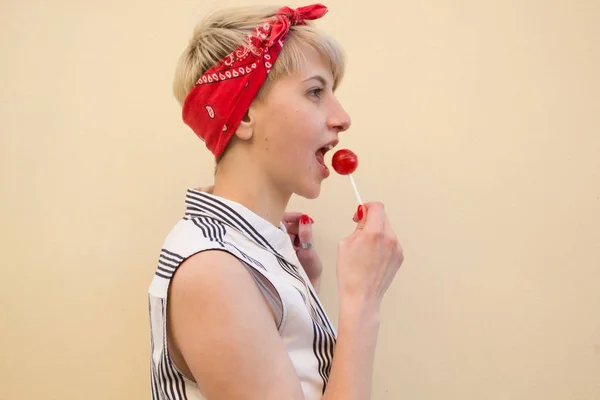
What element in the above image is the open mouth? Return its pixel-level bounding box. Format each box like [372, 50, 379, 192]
[315, 144, 334, 167]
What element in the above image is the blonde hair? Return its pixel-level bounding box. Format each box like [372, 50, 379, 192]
[172, 5, 346, 106]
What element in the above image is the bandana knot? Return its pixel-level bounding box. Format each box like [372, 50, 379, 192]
[277, 4, 328, 25]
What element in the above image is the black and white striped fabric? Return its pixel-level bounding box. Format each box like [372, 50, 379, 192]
[148, 188, 337, 400]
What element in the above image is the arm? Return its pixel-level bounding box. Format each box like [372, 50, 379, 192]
[169, 250, 306, 400]
[322, 299, 381, 400]
[169, 251, 382, 400]
[169, 204, 401, 400]
[323, 202, 404, 400]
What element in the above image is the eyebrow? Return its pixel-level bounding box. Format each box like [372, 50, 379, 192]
[302, 75, 328, 87]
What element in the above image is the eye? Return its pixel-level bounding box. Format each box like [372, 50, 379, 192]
[307, 87, 324, 99]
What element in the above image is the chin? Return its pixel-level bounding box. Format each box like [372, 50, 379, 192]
[303, 190, 320, 200]
[295, 180, 322, 200]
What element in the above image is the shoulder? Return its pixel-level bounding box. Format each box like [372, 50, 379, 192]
[169, 250, 277, 325]
[171, 250, 255, 297]
[172, 249, 242, 278]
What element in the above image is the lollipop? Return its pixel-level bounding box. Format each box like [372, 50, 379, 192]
[332, 149, 363, 205]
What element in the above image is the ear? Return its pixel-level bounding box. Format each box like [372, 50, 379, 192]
[234, 106, 256, 141]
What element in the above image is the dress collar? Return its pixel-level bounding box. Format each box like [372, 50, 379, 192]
[184, 187, 299, 263]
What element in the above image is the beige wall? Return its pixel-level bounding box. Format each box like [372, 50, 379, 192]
[2, 0, 599, 398]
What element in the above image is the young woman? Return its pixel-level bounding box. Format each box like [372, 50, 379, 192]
[148, 4, 404, 400]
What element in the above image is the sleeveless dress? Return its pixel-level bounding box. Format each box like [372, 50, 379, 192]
[148, 188, 337, 399]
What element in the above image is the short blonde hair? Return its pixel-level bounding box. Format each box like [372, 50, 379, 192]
[172, 5, 346, 106]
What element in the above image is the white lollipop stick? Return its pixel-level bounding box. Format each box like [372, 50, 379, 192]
[348, 174, 363, 205]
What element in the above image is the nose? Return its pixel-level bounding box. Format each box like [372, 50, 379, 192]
[328, 97, 351, 134]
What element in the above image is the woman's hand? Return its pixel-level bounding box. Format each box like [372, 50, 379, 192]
[336, 202, 404, 310]
[282, 212, 323, 293]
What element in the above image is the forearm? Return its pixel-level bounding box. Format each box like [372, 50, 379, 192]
[322, 299, 381, 400]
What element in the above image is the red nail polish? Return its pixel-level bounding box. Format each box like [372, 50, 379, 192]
[300, 214, 311, 224]
[357, 205, 364, 221]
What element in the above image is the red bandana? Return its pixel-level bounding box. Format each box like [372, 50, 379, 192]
[181, 4, 329, 160]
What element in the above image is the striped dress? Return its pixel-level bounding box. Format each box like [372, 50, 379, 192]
[148, 188, 337, 400]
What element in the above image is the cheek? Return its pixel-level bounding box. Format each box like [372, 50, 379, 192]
[267, 110, 314, 150]
[259, 101, 322, 163]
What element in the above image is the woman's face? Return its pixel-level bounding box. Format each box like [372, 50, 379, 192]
[247, 44, 352, 199]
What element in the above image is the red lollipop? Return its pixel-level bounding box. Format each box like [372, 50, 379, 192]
[332, 149, 358, 175]
[332, 149, 363, 205]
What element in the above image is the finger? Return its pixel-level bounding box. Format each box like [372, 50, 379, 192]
[282, 212, 303, 224]
[297, 215, 313, 250]
[284, 212, 314, 225]
[289, 233, 300, 251]
[352, 205, 362, 223]
[354, 202, 385, 233]
[283, 212, 311, 236]
[285, 222, 299, 235]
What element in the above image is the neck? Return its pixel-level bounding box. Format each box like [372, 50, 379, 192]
[211, 153, 291, 227]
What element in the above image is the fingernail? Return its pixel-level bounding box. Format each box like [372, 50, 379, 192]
[357, 205, 364, 221]
[300, 214, 312, 224]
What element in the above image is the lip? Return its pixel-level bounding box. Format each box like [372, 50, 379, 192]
[315, 138, 338, 179]
[317, 159, 330, 178]
[319, 138, 340, 157]
[315, 150, 330, 178]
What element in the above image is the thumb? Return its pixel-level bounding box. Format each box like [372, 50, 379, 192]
[352, 205, 367, 230]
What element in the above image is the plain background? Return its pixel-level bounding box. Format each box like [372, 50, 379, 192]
[2, 0, 599, 398]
